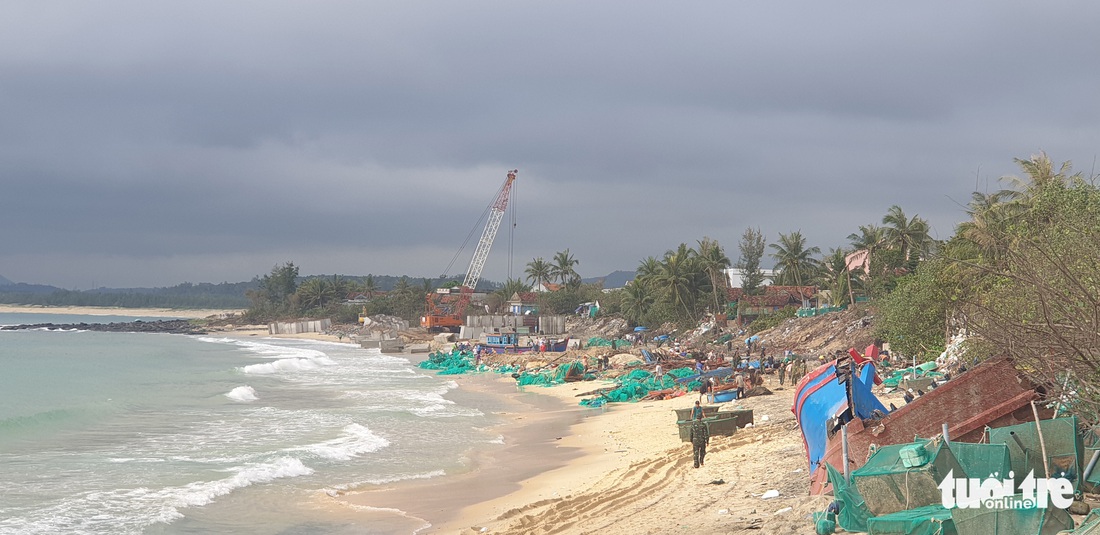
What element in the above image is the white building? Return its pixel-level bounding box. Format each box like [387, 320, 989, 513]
[723, 268, 776, 289]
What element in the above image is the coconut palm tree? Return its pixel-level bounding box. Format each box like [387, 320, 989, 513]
[815, 248, 856, 306]
[297, 278, 337, 310]
[657, 243, 701, 317]
[1001, 151, 1081, 202]
[635, 256, 661, 287]
[769, 231, 821, 301]
[550, 249, 580, 285]
[955, 190, 1016, 263]
[524, 257, 553, 289]
[845, 224, 885, 286]
[882, 205, 932, 264]
[696, 237, 731, 312]
[393, 276, 414, 299]
[493, 278, 531, 304]
[847, 225, 885, 264]
[622, 280, 655, 325]
[362, 274, 378, 299]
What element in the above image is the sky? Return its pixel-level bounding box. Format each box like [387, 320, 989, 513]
[3, 1, 1100, 289]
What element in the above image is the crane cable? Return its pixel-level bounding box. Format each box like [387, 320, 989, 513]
[439, 195, 493, 283]
[508, 178, 517, 281]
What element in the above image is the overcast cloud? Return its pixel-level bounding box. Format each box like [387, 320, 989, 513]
[2, 1, 1099, 289]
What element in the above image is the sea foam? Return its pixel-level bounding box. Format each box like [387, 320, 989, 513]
[293, 423, 390, 461]
[12, 457, 314, 534]
[225, 386, 258, 402]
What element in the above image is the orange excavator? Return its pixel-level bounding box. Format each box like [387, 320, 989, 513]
[421, 170, 517, 332]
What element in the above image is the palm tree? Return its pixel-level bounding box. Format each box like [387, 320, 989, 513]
[845, 224, 885, 287]
[882, 205, 932, 264]
[769, 231, 821, 305]
[955, 190, 1016, 262]
[493, 278, 531, 304]
[297, 278, 337, 310]
[815, 248, 855, 306]
[362, 275, 378, 299]
[393, 276, 414, 299]
[847, 225, 885, 264]
[657, 243, 701, 317]
[525, 257, 553, 289]
[635, 256, 661, 287]
[550, 249, 580, 285]
[696, 237, 731, 312]
[622, 280, 655, 325]
[1001, 151, 1080, 201]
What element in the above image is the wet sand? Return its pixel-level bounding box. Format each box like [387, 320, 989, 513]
[336, 373, 597, 532]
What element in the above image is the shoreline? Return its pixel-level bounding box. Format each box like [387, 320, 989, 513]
[335, 373, 594, 533]
[433, 378, 827, 535]
[2, 306, 831, 532]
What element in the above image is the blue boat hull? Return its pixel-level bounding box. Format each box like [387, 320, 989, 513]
[792, 360, 888, 478]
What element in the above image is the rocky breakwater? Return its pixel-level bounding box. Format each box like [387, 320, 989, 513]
[0, 319, 207, 335]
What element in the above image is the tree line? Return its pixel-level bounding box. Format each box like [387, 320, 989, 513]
[242, 151, 1100, 420]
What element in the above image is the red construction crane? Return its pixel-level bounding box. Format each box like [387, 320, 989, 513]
[421, 170, 517, 331]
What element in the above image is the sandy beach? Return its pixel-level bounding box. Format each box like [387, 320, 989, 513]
[337, 368, 829, 535]
[0, 305, 830, 532]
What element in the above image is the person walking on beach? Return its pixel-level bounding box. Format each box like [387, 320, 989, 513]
[690, 412, 710, 468]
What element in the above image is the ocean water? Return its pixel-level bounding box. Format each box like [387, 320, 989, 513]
[0, 313, 503, 534]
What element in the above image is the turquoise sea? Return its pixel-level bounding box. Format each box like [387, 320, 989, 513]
[0, 312, 506, 534]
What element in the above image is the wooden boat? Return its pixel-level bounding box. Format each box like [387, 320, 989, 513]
[480, 332, 569, 354]
[710, 390, 738, 403]
[798, 354, 1051, 495]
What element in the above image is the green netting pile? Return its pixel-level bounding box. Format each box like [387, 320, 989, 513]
[515, 361, 591, 387]
[881, 362, 946, 388]
[495, 364, 520, 374]
[579, 366, 696, 408]
[585, 337, 631, 348]
[418, 349, 477, 375]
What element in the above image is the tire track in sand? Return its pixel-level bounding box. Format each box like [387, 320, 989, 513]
[492, 436, 746, 534]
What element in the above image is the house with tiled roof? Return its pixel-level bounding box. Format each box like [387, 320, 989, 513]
[507, 292, 540, 316]
[726, 285, 817, 324]
[534, 282, 562, 293]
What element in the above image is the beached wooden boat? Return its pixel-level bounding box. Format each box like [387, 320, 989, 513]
[479, 333, 569, 354]
[799, 355, 1051, 495]
[793, 353, 888, 494]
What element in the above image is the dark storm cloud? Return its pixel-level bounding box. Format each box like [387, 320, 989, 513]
[2, 1, 1099, 288]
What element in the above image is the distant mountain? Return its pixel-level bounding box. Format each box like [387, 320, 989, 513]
[582, 270, 635, 289]
[0, 282, 61, 294]
[0, 275, 13, 286]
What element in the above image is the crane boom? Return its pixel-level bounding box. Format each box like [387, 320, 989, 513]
[462, 169, 517, 290]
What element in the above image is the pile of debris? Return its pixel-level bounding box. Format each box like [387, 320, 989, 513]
[794, 351, 1100, 534]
